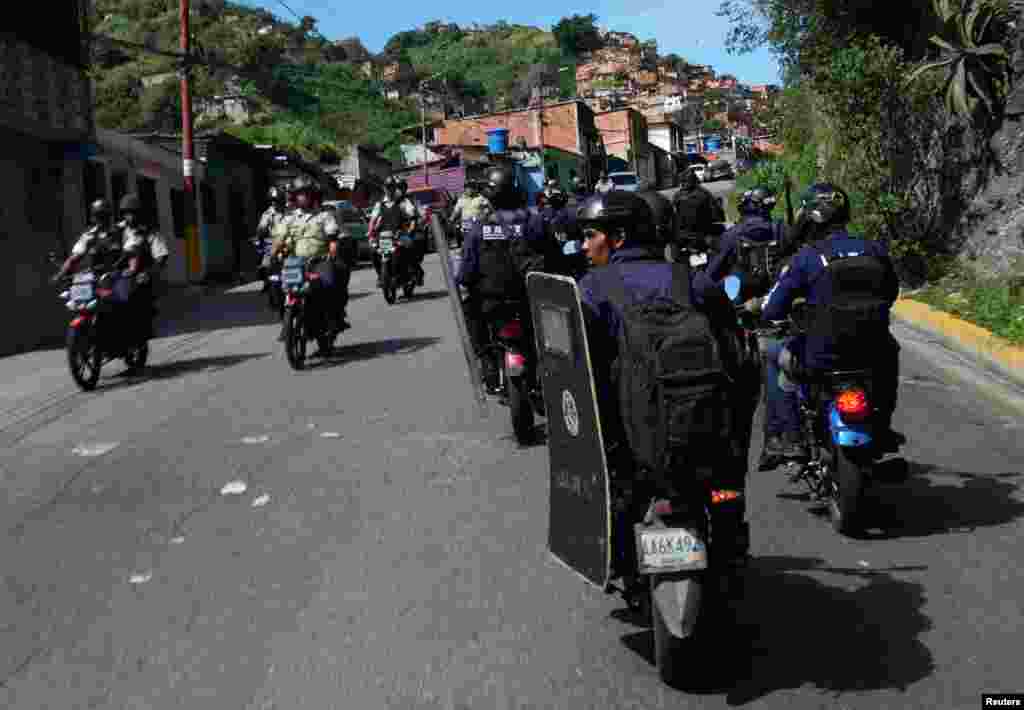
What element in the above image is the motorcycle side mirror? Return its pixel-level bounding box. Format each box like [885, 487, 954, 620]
[723, 274, 742, 303]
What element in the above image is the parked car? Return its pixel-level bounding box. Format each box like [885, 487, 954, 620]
[407, 186, 455, 252]
[323, 200, 371, 264]
[704, 159, 735, 182]
[608, 171, 649, 192]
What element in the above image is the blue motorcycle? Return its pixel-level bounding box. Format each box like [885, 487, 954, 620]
[724, 275, 879, 536]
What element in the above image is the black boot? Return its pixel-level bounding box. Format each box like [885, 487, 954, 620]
[758, 434, 784, 471]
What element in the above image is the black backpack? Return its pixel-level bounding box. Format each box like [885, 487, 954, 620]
[673, 188, 714, 239]
[735, 222, 787, 300]
[598, 263, 733, 478]
[806, 239, 896, 346]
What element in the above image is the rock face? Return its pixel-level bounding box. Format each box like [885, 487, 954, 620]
[956, 10, 1024, 278]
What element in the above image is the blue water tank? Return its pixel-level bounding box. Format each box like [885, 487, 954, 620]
[487, 128, 509, 154]
[704, 136, 722, 151]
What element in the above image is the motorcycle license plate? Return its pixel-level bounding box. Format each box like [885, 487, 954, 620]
[282, 267, 304, 286]
[378, 237, 394, 253]
[689, 253, 709, 267]
[71, 274, 95, 302]
[635, 527, 707, 573]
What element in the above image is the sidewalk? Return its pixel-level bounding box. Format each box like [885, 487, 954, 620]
[893, 297, 1024, 392]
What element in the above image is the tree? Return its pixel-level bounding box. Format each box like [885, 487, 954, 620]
[552, 14, 603, 56]
[905, 0, 1011, 120]
[704, 118, 725, 132]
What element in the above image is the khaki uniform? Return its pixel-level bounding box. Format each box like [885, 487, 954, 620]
[71, 224, 122, 261]
[262, 206, 293, 257]
[122, 224, 170, 265]
[282, 209, 341, 259]
[452, 193, 492, 223]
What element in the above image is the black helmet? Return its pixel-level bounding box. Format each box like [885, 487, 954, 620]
[635, 190, 674, 244]
[576, 191, 655, 244]
[599, 171, 608, 180]
[89, 198, 112, 218]
[119, 193, 142, 213]
[798, 182, 850, 227]
[546, 188, 569, 208]
[483, 165, 522, 210]
[738, 185, 777, 217]
[268, 186, 285, 203]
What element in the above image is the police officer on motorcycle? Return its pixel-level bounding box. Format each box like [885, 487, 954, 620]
[369, 177, 420, 287]
[456, 164, 559, 391]
[118, 193, 170, 341]
[700, 186, 783, 290]
[273, 175, 349, 350]
[670, 167, 721, 263]
[395, 178, 427, 286]
[257, 186, 289, 288]
[758, 182, 904, 465]
[575, 190, 750, 593]
[52, 199, 124, 282]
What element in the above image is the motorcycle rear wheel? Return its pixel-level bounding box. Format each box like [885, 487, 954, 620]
[830, 445, 868, 536]
[124, 342, 149, 374]
[506, 368, 534, 444]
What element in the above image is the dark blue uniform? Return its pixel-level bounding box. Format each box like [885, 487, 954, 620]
[580, 246, 744, 449]
[761, 229, 900, 434]
[700, 215, 784, 287]
[580, 245, 749, 574]
[457, 208, 557, 356]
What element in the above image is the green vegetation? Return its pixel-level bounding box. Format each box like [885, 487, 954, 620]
[909, 259, 1024, 345]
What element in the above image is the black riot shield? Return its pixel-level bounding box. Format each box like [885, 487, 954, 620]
[526, 272, 611, 589]
[432, 214, 488, 419]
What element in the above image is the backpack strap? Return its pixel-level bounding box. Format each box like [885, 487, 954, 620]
[600, 262, 691, 312]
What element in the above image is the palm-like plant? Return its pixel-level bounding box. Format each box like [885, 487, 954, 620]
[906, 0, 1010, 119]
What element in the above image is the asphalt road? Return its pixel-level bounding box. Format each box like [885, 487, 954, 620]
[1, 253, 1022, 709]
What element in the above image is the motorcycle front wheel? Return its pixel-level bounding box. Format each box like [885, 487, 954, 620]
[283, 306, 307, 370]
[67, 324, 102, 391]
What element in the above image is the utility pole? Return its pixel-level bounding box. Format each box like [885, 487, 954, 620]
[179, 0, 198, 281]
[421, 88, 428, 186]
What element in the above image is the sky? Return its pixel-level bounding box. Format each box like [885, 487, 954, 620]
[244, 0, 782, 85]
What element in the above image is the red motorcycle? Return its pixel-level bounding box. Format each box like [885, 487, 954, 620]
[482, 303, 545, 444]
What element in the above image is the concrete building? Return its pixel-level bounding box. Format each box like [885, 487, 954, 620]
[0, 3, 95, 355]
[595, 108, 656, 184]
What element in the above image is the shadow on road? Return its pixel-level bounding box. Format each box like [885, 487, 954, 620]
[409, 289, 450, 302]
[617, 556, 934, 702]
[305, 336, 443, 370]
[861, 462, 1024, 539]
[99, 353, 271, 390]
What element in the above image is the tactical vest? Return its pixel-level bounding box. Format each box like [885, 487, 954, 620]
[806, 238, 894, 345]
[477, 210, 530, 299]
[377, 201, 406, 234]
[287, 212, 331, 259]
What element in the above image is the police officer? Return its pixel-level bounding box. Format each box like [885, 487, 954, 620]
[456, 164, 559, 390]
[118, 193, 170, 341]
[670, 167, 720, 263]
[257, 186, 289, 284]
[575, 190, 749, 589]
[537, 180, 585, 279]
[395, 178, 426, 286]
[369, 177, 419, 287]
[273, 176, 349, 349]
[702, 187, 780, 284]
[52, 198, 123, 282]
[635, 189, 675, 255]
[759, 182, 904, 463]
[450, 180, 492, 247]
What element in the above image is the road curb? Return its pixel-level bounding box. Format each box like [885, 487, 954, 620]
[892, 298, 1024, 393]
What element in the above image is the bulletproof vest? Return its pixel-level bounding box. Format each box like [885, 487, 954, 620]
[85, 228, 124, 271]
[377, 201, 406, 233]
[807, 238, 894, 345]
[477, 209, 530, 299]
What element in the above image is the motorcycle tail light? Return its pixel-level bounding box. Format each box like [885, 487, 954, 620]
[70, 315, 88, 328]
[836, 388, 870, 422]
[308, 272, 320, 280]
[286, 294, 297, 307]
[504, 351, 526, 377]
[710, 489, 742, 505]
[497, 321, 523, 340]
[97, 288, 113, 298]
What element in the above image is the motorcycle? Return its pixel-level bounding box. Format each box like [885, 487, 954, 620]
[724, 275, 883, 536]
[280, 254, 339, 370]
[375, 231, 418, 304]
[55, 264, 150, 391]
[613, 468, 746, 687]
[481, 302, 545, 444]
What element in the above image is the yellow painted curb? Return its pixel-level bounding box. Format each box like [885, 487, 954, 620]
[893, 298, 1024, 386]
